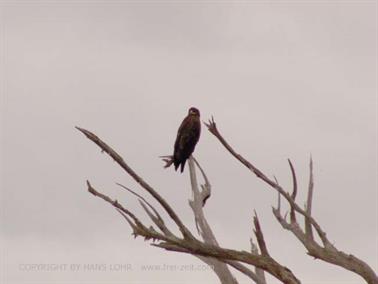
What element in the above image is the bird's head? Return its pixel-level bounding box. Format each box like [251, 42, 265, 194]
[188, 107, 200, 117]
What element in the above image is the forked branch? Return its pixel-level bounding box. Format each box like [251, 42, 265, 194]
[205, 117, 378, 284]
[77, 126, 300, 284]
[76, 126, 193, 240]
[188, 157, 268, 284]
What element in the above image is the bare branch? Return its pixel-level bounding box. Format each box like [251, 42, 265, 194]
[204, 118, 278, 189]
[255, 265, 267, 284]
[189, 158, 270, 284]
[225, 261, 266, 284]
[205, 118, 325, 229]
[250, 238, 259, 255]
[205, 118, 378, 284]
[274, 176, 281, 215]
[187, 157, 219, 245]
[149, 243, 264, 284]
[155, 241, 300, 284]
[288, 159, 297, 223]
[138, 201, 174, 237]
[160, 155, 174, 168]
[250, 238, 267, 284]
[87, 181, 164, 241]
[115, 182, 172, 236]
[187, 157, 238, 284]
[116, 183, 159, 219]
[116, 209, 137, 233]
[253, 212, 270, 257]
[304, 157, 314, 240]
[76, 127, 194, 240]
[192, 156, 211, 206]
[79, 127, 302, 283]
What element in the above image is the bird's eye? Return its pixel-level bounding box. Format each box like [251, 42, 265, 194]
[189, 108, 198, 115]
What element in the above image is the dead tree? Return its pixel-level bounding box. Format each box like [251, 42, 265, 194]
[204, 117, 377, 284]
[76, 118, 377, 284]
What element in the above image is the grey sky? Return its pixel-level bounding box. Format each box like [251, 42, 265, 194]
[0, 1, 377, 283]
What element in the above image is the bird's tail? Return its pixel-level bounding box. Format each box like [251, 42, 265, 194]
[180, 161, 186, 173]
[173, 159, 180, 171]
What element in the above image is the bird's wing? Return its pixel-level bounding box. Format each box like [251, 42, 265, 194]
[174, 116, 190, 151]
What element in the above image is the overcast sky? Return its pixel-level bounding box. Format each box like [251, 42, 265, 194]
[1, 1, 377, 284]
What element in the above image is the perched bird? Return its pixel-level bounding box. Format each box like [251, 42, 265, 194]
[173, 107, 201, 173]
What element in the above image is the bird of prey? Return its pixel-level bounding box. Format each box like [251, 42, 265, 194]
[173, 107, 201, 173]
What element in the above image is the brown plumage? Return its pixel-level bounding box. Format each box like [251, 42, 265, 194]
[173, 107, 201, 173]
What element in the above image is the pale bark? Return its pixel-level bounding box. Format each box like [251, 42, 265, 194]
[77, 126, 300, 284]
[204, 117, 378, 284]
[77, 118, 377, 284]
